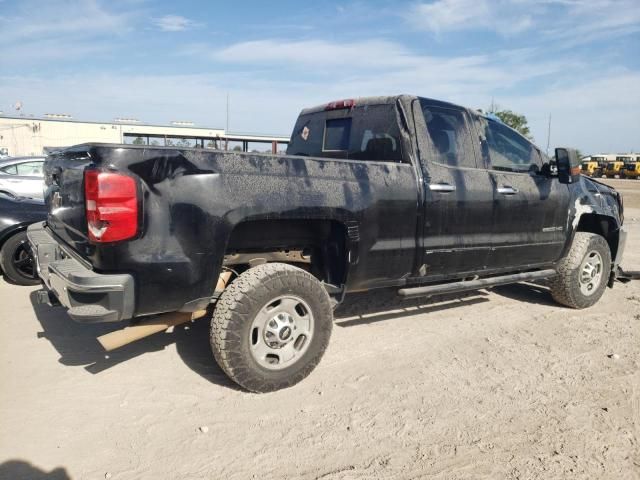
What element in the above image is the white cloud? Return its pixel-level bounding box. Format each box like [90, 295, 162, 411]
[406, 0, 640, 40]
[541, 0, 640, 47]
[0, 0, 136, 64]
[153, 14, 196, 32]
[406, 0, 535, 35]
[0, 0, 133, 40]
[208, 38, 577, 95]
[213, 39, 414, 68]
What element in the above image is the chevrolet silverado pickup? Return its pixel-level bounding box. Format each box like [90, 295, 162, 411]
[28, 95, 627, 392]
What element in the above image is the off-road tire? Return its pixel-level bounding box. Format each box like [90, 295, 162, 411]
[549, 232, 611, 309]
[1, 231, 40, 286]
[211, 263, 333, 393]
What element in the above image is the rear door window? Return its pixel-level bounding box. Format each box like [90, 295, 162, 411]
[16, 161, 44, 177]
[287, 104, 404, 162]
[420, 103, 477, 168]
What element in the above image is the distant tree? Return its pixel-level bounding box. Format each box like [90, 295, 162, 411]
[132, 137, 145, 145]
[232, 146, 242, 152]
[487, 101, 533, 140]
[494, 110, 532, 140]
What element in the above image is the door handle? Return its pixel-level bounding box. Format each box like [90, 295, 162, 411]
[497, 186, 518, 195]
[429, 183, 456, 193]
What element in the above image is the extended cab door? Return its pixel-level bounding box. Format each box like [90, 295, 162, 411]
[412, 100, 495, 278]
[473, 116, 570, 268]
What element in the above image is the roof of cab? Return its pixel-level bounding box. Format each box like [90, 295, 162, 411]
[299, 95, 472, 116]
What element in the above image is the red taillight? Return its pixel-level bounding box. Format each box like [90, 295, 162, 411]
[325, 99, 356, 111]
[84, 170, 138, 243]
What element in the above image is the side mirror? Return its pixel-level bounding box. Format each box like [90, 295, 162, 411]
[555, 148, 581, 184]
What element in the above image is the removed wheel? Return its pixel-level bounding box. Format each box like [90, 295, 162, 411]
[210, 262, 333, 392]
[549, 232, 611, 309]
[0, 230, 40, 286]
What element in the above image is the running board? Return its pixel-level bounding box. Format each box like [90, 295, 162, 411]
[616, 267, 640, 283]
[397, 269, 557, 299]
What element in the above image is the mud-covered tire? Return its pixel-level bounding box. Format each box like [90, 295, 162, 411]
[549, 232, 611, 309]
[0, 231, 40, 286]
[210, 263, 333, 393]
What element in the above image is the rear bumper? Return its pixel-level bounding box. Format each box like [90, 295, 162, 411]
[27, 222, 134, 323]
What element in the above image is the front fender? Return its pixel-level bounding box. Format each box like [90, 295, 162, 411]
[561, 177, 624, 272]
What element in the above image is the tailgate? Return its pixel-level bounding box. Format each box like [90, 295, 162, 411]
[44, 147, 94, 255]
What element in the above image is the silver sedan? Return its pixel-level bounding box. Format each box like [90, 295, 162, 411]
[0, 157, 46, 200]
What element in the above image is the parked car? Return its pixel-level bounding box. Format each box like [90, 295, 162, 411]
[28, 95, 626, 392]
[0, 156, 46, 199]
[0, 192, 46, 285]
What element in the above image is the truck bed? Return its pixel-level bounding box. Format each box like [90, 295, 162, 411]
[43, 144, 419, 317]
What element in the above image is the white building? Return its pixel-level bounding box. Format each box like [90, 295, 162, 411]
[0, 114, 289, 157]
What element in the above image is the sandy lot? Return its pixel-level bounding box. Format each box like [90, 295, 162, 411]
[1, 183, 639, 480]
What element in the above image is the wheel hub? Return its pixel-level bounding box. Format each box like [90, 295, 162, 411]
[250, 295, 314, 370]
[264, 312, 296, 348]
[579, 250, 603, 296]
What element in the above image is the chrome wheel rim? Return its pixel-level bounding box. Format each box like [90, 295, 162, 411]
[579, 250, 603, 296]
[249, 295, 314, 370]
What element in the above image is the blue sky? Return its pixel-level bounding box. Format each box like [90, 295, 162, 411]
[1, 0, 639, 153]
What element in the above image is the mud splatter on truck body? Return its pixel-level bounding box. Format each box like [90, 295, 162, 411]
[39, 95, 625, 319]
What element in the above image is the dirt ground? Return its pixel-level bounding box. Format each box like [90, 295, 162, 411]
[1, 181, 639, 480]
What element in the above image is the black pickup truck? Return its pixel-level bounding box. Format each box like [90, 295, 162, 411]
[28, 95, 627, 392]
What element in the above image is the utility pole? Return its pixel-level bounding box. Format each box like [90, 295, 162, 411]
[545, 114, 552, 155]
[226, 93, 229, 134]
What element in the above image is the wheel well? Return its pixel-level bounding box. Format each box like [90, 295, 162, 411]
[224, 219, 348, 286]
[576, 213, 619, 260]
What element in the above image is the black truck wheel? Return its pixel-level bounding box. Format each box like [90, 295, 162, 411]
[0, 231, 40, 286]
[549, 232, 611, 309]
[210, 263, 333, 393]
